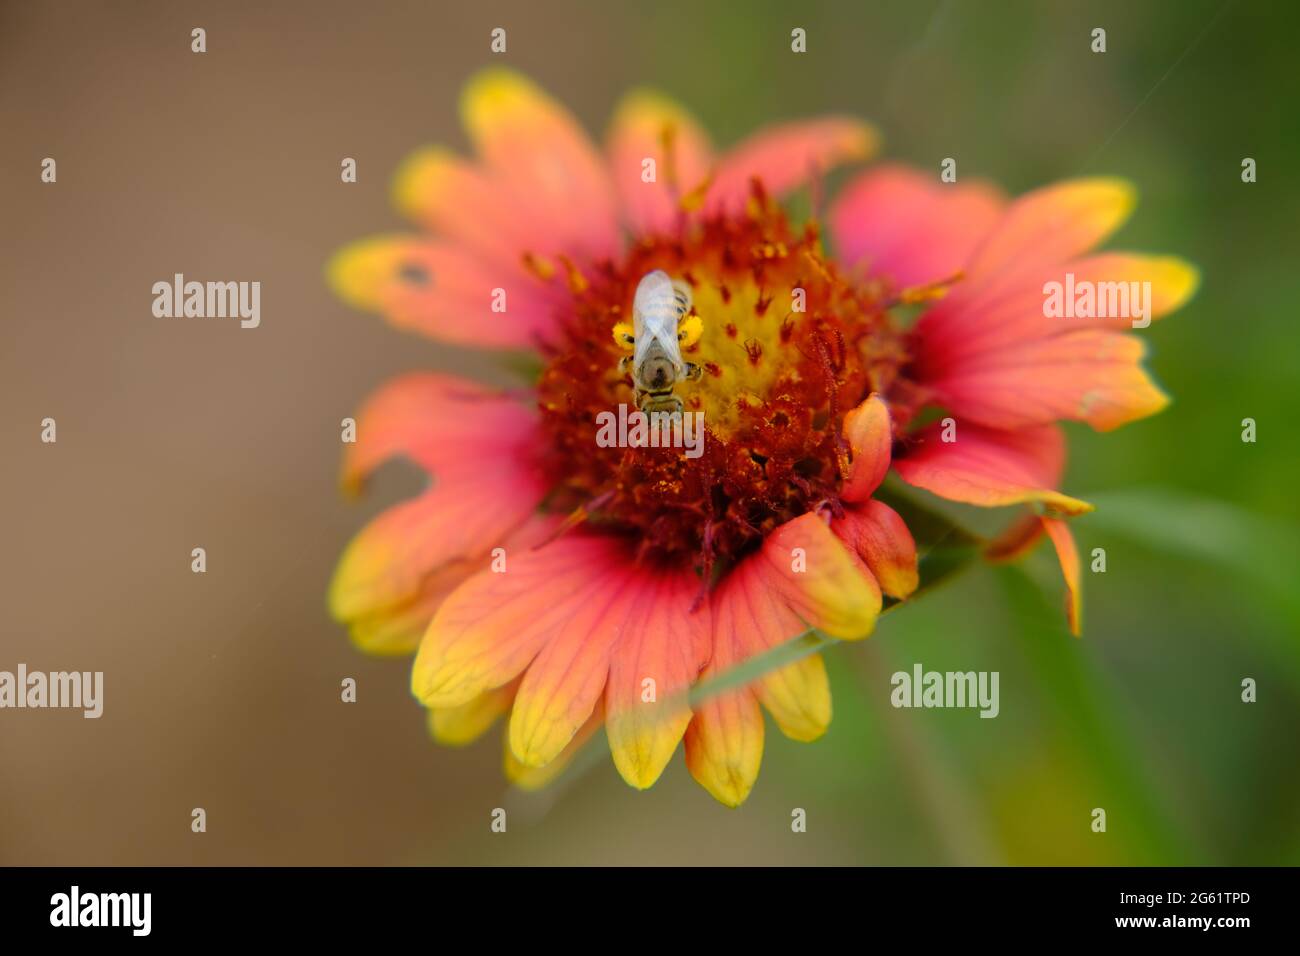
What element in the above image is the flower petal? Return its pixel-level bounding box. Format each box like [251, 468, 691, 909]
[684, 637, 765, 808]
[329, 471, 545, 625]
[341, 372, 537, 493]
[461, 68, 620, 261]
[832, 500, 919, 600]
[829, 163, 1004, 288]
[428, 680, 517, 746]
[893, 421, 1093, 516]
[704, 512, 882, 752]
[392, 146, 555, 272]
[913, 253, 1198, 376]
[347, 557, 480, 656]
[505, 703, 604, 791]
[706, 117, 879, 214]
[983, 512, 1047, 563]
[1042, 517, 1083, 637]
[684, 512, 882, 806]
[327, 236, 563, 349]
[329, 376, 545, 625]
[411, 532, 622, 710]
[1057, 253, 1199, 330]
[344, 516, 554, 657]
[506, 556, 707, 775]
[841, 392, 892, 503]
[606, 89, 713, 234]
[928, 330, 1170, 432]
[985, 514, 1083, 635]
[758, 512, 884, 639]
[603, 569, 712, 789]
[962, 177, 1136, 285]
[714, 562, 833, 742]
[756, 654, 832, 743]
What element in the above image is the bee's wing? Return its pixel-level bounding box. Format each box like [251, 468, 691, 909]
[632, 270, 687, 372]
[640, 307, 686, 371]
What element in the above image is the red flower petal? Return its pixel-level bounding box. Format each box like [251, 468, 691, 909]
[1042, 517, 1083, 637]
[341, 372, 538, 493]
[606, 90, 714, 234]
[329, 475, 546, 627]
[893, 421, 1093, 516]
[686, 512, 882, 806]
[829, 163, 1004, 288]
[603, 569, 711, 789]
[683, 635, 764, 809]
[411, 531, 618, 711]
[327, 236, 566, 349]
[962, 177, 1135, 286]
[392, 147, 561, 274]
[915, 253, 1198, 373]
[927, 330, 1170, 432]
[833, 500, 919, 600]
[508, 560, 704, 775]
[706, 117, 878, 215]
[841, 392, 892, 503]
[461, 69, 621, 261]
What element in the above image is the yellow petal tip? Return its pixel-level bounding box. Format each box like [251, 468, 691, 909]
[460, 66, 540, 134]
[326, 236, 403, 313]
[1155, 256, 1201, 311]
[703, 774, 752, 808]
[390, 146, 453, 221]
[842, 119, 881, 162]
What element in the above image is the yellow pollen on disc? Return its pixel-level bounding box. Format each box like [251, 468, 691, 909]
[535, 197, 901, 565]
[682, 279, 794, 439]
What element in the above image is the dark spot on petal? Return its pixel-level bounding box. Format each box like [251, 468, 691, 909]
[398, 263, 431, 285]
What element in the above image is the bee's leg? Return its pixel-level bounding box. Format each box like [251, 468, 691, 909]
[678, 314, 704, 349]
[619, 355, 632, 375]
[612, 321, 636, 351]
[683, 362, 703, 382]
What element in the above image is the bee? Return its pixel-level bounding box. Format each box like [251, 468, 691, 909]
[612, 270, 704, 414]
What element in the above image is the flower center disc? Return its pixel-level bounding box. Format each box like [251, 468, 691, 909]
[536, 189, 905, 574]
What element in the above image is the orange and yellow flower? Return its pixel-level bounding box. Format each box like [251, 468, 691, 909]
[327, 69, 1196, 805]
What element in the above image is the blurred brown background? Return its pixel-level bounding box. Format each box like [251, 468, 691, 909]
[3, 0, 1297, 865]
[3, 0, 866, 866]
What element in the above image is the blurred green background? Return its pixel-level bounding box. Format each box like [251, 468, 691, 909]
[471, 0, 1300, 866]
[614, 0, 1300, 866]
[3, 0, 1295, 865]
